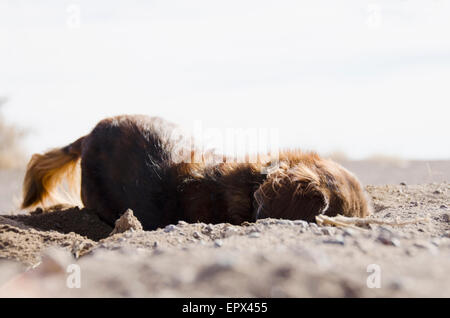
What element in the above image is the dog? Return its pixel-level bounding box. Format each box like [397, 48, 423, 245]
[21, 115, 371, 230]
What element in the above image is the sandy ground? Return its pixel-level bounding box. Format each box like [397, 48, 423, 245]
[0, 161, 449, 297]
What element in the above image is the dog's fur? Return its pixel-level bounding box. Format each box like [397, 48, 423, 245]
[21, 115, 371, 230]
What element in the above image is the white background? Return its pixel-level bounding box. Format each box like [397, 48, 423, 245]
[1, 0, 449, 159]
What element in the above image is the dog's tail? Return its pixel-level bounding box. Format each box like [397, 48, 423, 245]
[21, 136, 86, 209]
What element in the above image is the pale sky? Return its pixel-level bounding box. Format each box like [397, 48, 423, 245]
[1, 0, 449, 159]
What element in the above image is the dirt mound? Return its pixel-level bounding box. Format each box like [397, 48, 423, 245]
[5, 207, 112, 241]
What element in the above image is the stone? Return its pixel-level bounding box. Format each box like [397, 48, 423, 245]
[164, 224, 178, 233]
[110, 209, 143, 235]
[323, 235, 345, 245]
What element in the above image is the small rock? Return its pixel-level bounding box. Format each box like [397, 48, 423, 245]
[293, 220, 309, 228]
[440, 205, 448, 209]
[196, 260, 233, 281]
[313, 230, 323, 236]
[110, 209, 143, 235]
[377, 229, 401, 247]
[214, 239, 223, 247]
[203, 224, 214, 233]
[273, 265, 293, 279]
[248, 232, 261, 238]
[321, 227, 336, 236]
[193, 231, 202, 239]
[342, 228, 356, 237]
[388, 279, 404, 291]
[323, 235, 345, 245]
[433, 190, 441, 195]
[378, 236, 401, 247]
[275, 219, 294, 226]
[31, 207, 44, 215]
[256, 219, 273, 226]
[164, 224, 178, 233]
[177, 220, 188, 226]
[414, 242, 439, 255]
[430, 238, 441, 247]
[400, 182, 407, 186]
[309, 223, 319, 230]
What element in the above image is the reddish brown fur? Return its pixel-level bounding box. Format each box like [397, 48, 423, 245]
[22, 115, 371, 230]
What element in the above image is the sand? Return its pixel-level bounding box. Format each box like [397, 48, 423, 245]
[0, 161, 449, 297]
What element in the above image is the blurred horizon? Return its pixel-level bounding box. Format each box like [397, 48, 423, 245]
[1, 0, 450, 160]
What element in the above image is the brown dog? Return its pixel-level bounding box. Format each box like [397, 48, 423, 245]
[21, 115, 371, 230]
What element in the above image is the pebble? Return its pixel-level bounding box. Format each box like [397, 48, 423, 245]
[196, 260, 233, 281]
[430, 238, 441, 247]
[388, 279, 404, 291]
[377, 236, 399, 246]
[256, 219, 272, 226]
[203, 224, 214, 233]
[110, 209, 143, 235]
[414, 242, 439, 255]
[321, 227, 336, 236]
[441, 205, 448, 209]
[309, 223, 319, 230]
[275, 219, 294, 226]
[377, 229, 401, 247]
[248, 232, 261, 238]
[442, 214, 450, 223]
[293, 220, 309, 228]
[31, 207, 44, 215]
[193, 231, 202, 239]
[164, 224, 178, 233]
[177, 220, 188, 226]
[342, 228, 356, 237]
[323, 235, 345, 245]
[214, 239, 223, 247]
